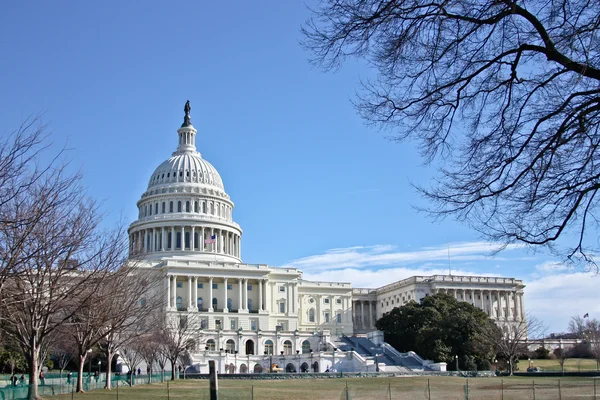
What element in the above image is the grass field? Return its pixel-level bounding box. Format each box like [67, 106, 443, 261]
[524, 358, 599, 372]
[46, 375, 600, 400]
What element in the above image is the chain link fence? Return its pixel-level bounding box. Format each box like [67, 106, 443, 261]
[0, 375, 598, 399]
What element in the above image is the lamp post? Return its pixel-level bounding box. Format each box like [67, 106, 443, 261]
[87, 349, 93, 377]
[375, 354, 379, 372]
[528, 358, 532, 369]
[332, 348, 336, 372]
[455, 355, 459, 372]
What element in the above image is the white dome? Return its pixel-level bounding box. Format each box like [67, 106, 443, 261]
[147, 151, 224, 191]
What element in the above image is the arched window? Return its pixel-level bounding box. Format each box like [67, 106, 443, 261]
[184, 232, 190, 249]
[302, 340, 311, 354]
[194, 201, 198, 213]
[186, 201, 190, 212]
[144, 204, 148, 217]
[193, 232, 198, 249]
[176, 296, 183, 311]
[177, 201, 182, 212]
[283, 340, 293, 355]
[227, 298, 232, 311]
[162, 202, 165, 213]
[336, 312, 342, 323]
[226, 339, 235, 353]
[197, 297, 203, 310]
[217, 203, 220, 216]
[308, 308, 315, 323]
[264, 340, 273, 355]
[176, 232, 181, 249]
[210, 202, 214, 214]
[155, 203, 158, 214]
[212, 298, 218, 309]
[169, 201, 173, 213]
[202, 202, 206, 213]
[247, 299, 252, 311]
[206, 339, 216, 351]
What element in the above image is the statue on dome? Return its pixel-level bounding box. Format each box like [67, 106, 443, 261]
[182, 100, 192, 126]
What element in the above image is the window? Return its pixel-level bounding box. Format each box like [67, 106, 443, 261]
[279, 302, 285, 313]
[176, 296, 183, 310]
[176, 232, 181, 249]
[336, 298, 342, 304]
[336, 313, 342, 323]
[230, 319, 236, 330]
[197, 297, 203, 310]
[226, 339, 235, 353]
[206, 339, 216, 351]
[200, 319, 207, 329]
[162, 202, 165, 213]
[176, 282, 183, 288]
[279, 286, 285, 292]
[324, 313, 330, 323]
[169, 201, 173, 212]
[250, 320, 257, 331]
[324, 298, 330, 304]
[197, 283, 203, 289]
[194, 201, 198, 213]
[212, 298, 218, 309]
[309, 298, 315, 304]
[302, 340, 311, 354]
[248, 299, 252, 311]
[283, 340, 293, 355]
[177, 201, 182, 212]
[213, 283, 218, 289]
[308, 309, 315, 322]
[264, 340, 273, 355]
[186, 201, 190, 212]
[227, 298, 232, 311]
[215, 319, 222, 330]
[248, 285, 252, 291]
[148, 205, 152, 215]
[202, 202, 206, 213]
[154, 203, 158, 214]
[227, 284, 232, 290]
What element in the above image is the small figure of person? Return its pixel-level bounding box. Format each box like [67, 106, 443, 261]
[325, 367, 330, 373]
[94, 370, 99, 382]
[67, 371, 72, 384]
[19, 375, 25, 386]
[11, 374, 17, 386]
[137, 367, 141, 376]
[39, 372, 45, 386]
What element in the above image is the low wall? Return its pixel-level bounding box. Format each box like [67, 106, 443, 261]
[182, 370, 497, 380]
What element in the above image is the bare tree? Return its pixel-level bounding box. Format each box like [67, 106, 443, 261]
[136, 334, 160, 384]
[0, 150, 127, 400]
[49, 334, 77, 380]
[303, 0, 600, 268]
[62, 266, 162, 392]
[119, 342, 145, 387]
[554, 347, 568, 374]
[156, 312, 198, 380]
[481, 315, 546, 375]
[569, 315, 600, 370]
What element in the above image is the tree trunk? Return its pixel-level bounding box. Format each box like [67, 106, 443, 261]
[104, 351, 113, 389]
[509, 358, 514, 376]
[26, 352, 39, 400]
[170, 359, 176, 380]
[77, 353, 87, 392]
[161, 368, 165, 382]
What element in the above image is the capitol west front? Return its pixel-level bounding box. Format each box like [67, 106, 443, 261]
[127, 104, 526, 373]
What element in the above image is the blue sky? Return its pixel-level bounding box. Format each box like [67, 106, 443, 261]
[1, 0, 596, 333]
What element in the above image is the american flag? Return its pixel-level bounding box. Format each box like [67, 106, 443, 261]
[204, 235, 216, 244]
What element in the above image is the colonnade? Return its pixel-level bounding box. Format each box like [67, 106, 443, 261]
[167, 275, 267, 313]
[352, 300, 377, 330]
[130, 226, 240, 258]
[435, 288, 525, 321]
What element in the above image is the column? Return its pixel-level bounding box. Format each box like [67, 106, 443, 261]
[346, 297, 351, 323]
[238, 236, 241, 258]
[238, 278, 243, 312]
[219, 230, 224, 253]
[223, 278, 229, 312]
[505, 291, 511, 320]
[360, 301, 365, 328]
[166, 275, 171, 309]
[193, 277, 198, 310]
[161, 227, 165, 251]
[259, 279, 263, 311]
[171, 226, 175, 250]
[243, 278, 248, 311]
[368, 301, 373, 328]
[187, 276, 193, 309]
[515, 292, 521, 321]
[191, 226, 195, 251]
[181, 226, 185, 250]
[208, 277, 214, 312]
[211, 228, 215, 253]
[316, 295, 321, 324]
[171, 275, 177, 310]
[352, 301, 356, 325]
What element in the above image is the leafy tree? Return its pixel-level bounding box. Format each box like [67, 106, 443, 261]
[533, 346, 550, 360]
[375, 293, 499, 369]
[303, 0, 600, 268]
[568, 315, 600, 369]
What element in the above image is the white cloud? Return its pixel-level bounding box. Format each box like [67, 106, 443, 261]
[535, 261, 570, 273]
[280, 241, 523, 271]
[524, 272, 600, 333]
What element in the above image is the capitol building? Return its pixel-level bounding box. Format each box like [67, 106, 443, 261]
[127, 103, 526, 373]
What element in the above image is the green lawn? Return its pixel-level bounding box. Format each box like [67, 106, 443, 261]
[45, 375, 599, 400]
[523, 358, 599, 372]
